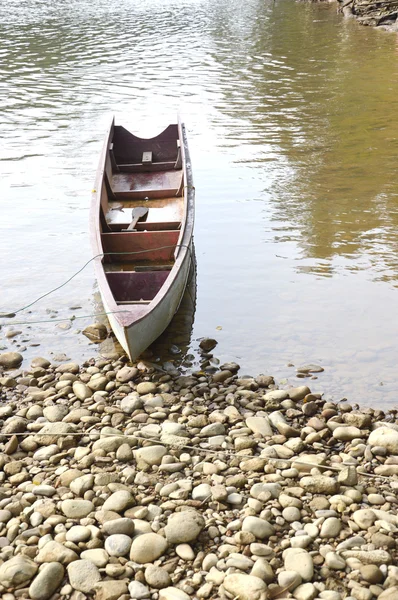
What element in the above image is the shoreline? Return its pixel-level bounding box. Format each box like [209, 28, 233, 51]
[325, 0, 398, 31]
[0, 348, 397, 600]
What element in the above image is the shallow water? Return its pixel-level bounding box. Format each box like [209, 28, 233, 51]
[1, 0, 398, 406]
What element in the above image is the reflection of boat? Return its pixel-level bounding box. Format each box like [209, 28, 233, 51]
[149, 244, 197, 360]
[90, 118, 195, 360]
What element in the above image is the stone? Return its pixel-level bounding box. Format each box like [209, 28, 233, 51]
[175, 543, 195, 560]
[0, 352, 23, 369]
[246, 416, 272, 437]
[242, 516, 274, 539]
[192, 483, 212, 501]
[199, 337, 217, 351]
[378, 589, 398, 600]
[278, 570, 302, 590]
[368, 427, 398, 454]
[80, 549, 109, 568]
[104, 534, 132, 556]
[282, 507, 301, 522]
[300, 476, 339, 494]
[137, 382, 157, 395]
[338, 466, 358, 486]
[352, 509, 376, 529]
[325, 552, 346, 570]
[92, 436, 127, 453]
[70, 474, 94, 496]
[116, 366, 138, 382]
[103, 490, 134, 512]
[94, 580, 128, 600]
[284, 549, 314, 581]
[102, 517, 135, 536]
[165, 510, 205, 544]
[288, 386, 311, 401]
[35, 421, 75, 445]
[293, 583, 318, 600]
[36, 541, 78, 565]
[66, 525, 91, 543]
[72, 381, 93, 400]
[145, 565, 172, 589]
[320, 517, 342, 538]
[43, 405, 69, 422]
[135, 445, 167, 465]
[159, 588, 191, 600]
[130, 533, 168, 563]
[251, 558, 274, 583]
[333, 426, 362, 441]
[250, 482, 282, 499]
[223, 574, 267, 600]
[240, 457, 266, 472]
[83, 322, 107, 341]
[67, 560, 101, 593]
[341, 550, 391, 565]
[0, 555, 38, 587]
[56, 362, 79, 374]
[360, 565, 384, 584]
[61, 499, 94, 518]
[128, 581, 150, 599]
[116, 443, 133, 461]
[29, 562, 65, 600]
[120, 394, 143, 413]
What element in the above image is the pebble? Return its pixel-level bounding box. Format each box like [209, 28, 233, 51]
[67, 560, 101, 593]
[175, 543, 195, 560]
[320, 517, 342, 538]
[145, 565, 172, 589]
[104, 533, 132, 556]
[0, 555, 38, 587]
[130, 532, 168, 563]
[164, 510, 205, 543]
[223, 573, 267, 600]
[242, 516, 274, 538]
[159, 588, 191, 600]
[28, 562, 65, 600]
[284, 549, 314, 581]
[102, 490, 134, 512]
[0, 355, 396, 600]
[128, 581, 151, 599]
[61, 499, 94, 518]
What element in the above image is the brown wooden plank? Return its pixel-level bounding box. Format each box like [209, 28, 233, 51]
[108, 221, 181, 232]
[117, 161, 176, 173]
[101, 230, 179, 263]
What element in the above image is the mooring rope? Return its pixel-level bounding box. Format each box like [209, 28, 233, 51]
[0, 244, 193, 321]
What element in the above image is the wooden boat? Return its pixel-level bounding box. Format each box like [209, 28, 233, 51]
[90, 118, 195, 360]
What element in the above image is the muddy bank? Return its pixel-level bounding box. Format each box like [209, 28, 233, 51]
[0, 347, 397, 600]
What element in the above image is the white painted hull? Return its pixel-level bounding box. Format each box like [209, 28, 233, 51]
[100, 250, 191, 360]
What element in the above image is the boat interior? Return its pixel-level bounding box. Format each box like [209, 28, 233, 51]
[99, 124, 184, 305]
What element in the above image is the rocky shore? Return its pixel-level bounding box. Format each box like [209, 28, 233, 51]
[335, 0, 398, 30]
[0, 346, 397, 600]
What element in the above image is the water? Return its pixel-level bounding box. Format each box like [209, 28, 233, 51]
[1, 0, 398, 406]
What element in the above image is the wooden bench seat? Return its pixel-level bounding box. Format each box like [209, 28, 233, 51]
[111, 170, 182, 200]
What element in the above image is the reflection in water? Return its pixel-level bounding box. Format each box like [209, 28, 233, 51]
[1, 0, 398, 404]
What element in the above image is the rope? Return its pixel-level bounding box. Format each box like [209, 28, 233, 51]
[0, 244, 192, 319]
[0, 429, 391, 483]
[2, 311, 133, 327]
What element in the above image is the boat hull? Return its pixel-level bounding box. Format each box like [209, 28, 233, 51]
[90, 117, 194, 361]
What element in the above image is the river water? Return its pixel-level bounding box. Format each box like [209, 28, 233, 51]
[1, 0, 398, 406]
